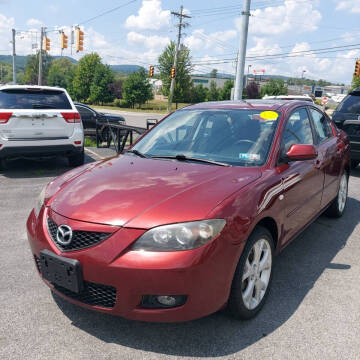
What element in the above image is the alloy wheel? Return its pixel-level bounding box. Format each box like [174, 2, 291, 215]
[241, 238, 272, 310]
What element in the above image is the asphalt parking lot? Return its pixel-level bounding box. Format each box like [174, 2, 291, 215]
[1, 152, 359, 360]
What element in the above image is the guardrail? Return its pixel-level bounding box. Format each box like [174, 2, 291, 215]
[95, 123, 147, 154]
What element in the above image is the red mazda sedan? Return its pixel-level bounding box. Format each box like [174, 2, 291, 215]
[27, 100, 350, 322]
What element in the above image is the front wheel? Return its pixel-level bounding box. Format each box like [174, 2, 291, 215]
[228, 226, 274, 320]
[325, 172, 348, 218]
[68, 149, 85, 167]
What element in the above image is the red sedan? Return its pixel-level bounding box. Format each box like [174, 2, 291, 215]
[27, 100, 350, 322]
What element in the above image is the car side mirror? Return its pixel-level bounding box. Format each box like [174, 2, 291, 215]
[285, 144, 318, 161]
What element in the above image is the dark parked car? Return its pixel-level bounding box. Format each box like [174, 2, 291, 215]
[74, 102, 125, 139]
[27, 100, 350, 322]
[332, 88, 360, 169]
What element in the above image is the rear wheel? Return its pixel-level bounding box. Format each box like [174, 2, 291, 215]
[228, 226, 274, 320]
[68, 149, 85, 167]
[351, 160, 359, 169]
[325, 172, 348, 218]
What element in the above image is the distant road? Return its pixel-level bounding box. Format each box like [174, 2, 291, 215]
[93, 107, 165, 128]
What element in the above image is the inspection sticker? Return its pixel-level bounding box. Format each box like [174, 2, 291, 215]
[239, 153, 261, 161]
[259, 111, 279, 121]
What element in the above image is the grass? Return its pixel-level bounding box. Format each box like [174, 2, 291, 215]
[92, 99, 191, 114]
[84, 137, 97, 147]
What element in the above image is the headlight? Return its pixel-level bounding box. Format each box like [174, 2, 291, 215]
[34, 186, 46, 218]
[132, 219, 226, 251]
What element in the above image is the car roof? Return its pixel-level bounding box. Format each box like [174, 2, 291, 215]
[183, 99, 312, 111]
[0, 84, 67, 92]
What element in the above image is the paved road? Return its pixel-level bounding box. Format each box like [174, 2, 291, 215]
[1, 154, 359, 360]
[93, 107, 165, 129]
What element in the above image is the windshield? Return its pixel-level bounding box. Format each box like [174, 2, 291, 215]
[336, 93, 360, 114]
[132, 109, 280, 166]
[0, 89, 72, 109]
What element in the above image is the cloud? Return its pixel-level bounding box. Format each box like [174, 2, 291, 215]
[26, 18, 43, 27]
[236, 0, 322, 36]
[125, 0, 170, 31]
[184, 29, 237, 54]
[127, 31, 169, 50]
[335, 0, 360, 13]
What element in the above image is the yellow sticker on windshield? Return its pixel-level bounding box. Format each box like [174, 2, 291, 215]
[260, 111, 278, 121]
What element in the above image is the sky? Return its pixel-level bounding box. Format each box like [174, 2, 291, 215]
[0, 0, 360, 84]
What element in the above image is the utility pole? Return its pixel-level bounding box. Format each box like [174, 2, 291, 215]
[234, 0, 251, 100]
[167, 6, 190, 112]
[38, 27, 44, 86]
[11, 29, 17, 84]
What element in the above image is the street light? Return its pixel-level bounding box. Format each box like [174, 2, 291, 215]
[246, 64, 252, 87]
[300, 70, 306, 94]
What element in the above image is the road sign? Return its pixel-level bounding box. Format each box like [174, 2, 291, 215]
[322, 97, 328, 105]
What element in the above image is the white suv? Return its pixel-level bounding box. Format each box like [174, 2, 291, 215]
[0, 85, 84, 168]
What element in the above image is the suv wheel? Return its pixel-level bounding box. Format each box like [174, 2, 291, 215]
[325, 172, 348, 218]
[228, 226, 274, 320]
[68, 149, 85, 167]
[351, 160, 359, 169]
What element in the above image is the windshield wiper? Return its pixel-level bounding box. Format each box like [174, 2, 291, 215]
[32, 104, 56, 109]
[151, 154, 231, 167]
[126, 149, 149, 158]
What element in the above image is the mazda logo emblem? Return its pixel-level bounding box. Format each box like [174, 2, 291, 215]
[56, 224, 73, 245]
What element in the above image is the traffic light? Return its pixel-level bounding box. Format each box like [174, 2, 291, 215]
[76, 29, 84, 52]
[61, 32, 68, 49]
[43, 37, 50, 51]
[354, 60, 360, 78]
[170, 66, 176, 79]
[149, 65, 154, 77]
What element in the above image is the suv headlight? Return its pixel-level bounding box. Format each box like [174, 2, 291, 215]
[132, 219, 226, 252]
[34, 186, 46, 218]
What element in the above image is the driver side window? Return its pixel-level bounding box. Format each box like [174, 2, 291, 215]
[281, 108, 314, 155]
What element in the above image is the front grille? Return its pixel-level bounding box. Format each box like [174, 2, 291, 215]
[54, 281, 117, 308]
[47, 217, 111, 252]
[34, 255, 116, 308]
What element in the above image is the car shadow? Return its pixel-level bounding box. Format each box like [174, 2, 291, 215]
[52, 196, 359, 357]
[0, 153, 95, 179]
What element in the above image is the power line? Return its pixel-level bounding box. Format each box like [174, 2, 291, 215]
[79, 0, 138, 25]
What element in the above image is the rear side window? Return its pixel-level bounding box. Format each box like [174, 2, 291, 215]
[0, 89, 72, 109]
[336, 94, 360, 114]
[309, 108, 332, 142]
[281, 108, 313, 154]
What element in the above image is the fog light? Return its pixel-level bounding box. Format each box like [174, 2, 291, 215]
[157, 295, 177, 306]
[141, 295, 187, 309]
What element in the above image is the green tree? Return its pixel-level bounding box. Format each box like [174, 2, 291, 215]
[47, 58, 75, 92]
[219, 80, 234, 100]
[23, 51, 52, 85]
[123, 68, 153, 108]
[261, 79, 288, 97]
[207, 81, 219, 101]
[189, 84, 208, 103]
[210, 69, 218, 78]
[72, 53, 102, 102]
[0, 62, 13, 83]
[89, 64, 115, 104]
[351, 76, 360, 90]
[158, 41, 192, 107]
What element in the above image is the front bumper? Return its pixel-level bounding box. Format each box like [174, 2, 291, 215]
[27, 207, 242, 322]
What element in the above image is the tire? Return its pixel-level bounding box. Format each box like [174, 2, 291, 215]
[325, 171, 348, 218]
[68, 149, 85, 167]
[0, 158, 7, 171]
[351, 160, 359, 169]
[228, 226, 274, 320]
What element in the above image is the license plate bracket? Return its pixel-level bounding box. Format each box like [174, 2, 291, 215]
[40, 249, 83, 293]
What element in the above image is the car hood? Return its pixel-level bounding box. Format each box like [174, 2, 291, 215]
[50, 155, 261, 228]
[100, 113, 125, 121]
